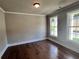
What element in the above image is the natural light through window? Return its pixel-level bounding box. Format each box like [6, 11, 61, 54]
[50, 16, 57, 37]
[68, 10, 79, 41]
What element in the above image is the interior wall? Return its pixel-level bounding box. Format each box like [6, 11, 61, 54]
[0, 9, 7, 57]
[48, 2, 79, 53]
[5, 13, 46, 44]
[57, 12, 79, 53]
[58, 12, 67, 41]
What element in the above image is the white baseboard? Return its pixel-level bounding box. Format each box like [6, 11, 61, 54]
[0, 38, 46, 59]
[8, 38, 46, 47]
[0, 45, 8, 59]
[48, 37, 79, 54]
[0, 7, 5, 13]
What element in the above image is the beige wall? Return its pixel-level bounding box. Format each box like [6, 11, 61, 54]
[0, 9, 7, 56]
[5, 13, 46, 44]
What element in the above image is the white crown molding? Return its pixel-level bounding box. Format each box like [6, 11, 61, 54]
[0, 7, 5, 13]
[0, 6, 45, 16]
[5, 11, 45, 16]
[8, 38, 45, 47]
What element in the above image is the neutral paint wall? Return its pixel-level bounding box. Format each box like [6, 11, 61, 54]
[55, 11, 79, 53]
[49, 12, 79, 53]
[5, 13, 46, 44]
[58, 12, 68, 41]
[48, 2, 79, 53]
[57, 12, 79, 53]
[0, 9, 7, 57]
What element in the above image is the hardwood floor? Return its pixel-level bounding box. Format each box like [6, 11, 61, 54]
[2, 40, 79, 59]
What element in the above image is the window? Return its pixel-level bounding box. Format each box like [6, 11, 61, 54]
[50, 16, 57, 37]
[68, 10, 79, 41]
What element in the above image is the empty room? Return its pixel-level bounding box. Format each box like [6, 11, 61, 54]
[0, 0, 79, 59]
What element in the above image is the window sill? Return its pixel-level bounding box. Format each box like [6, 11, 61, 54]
[49, 36, 57, 39]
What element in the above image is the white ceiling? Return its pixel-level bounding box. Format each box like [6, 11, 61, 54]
[0, 0, 78, 15]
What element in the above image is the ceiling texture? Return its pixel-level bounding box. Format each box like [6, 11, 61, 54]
[0, 0, 79, 15]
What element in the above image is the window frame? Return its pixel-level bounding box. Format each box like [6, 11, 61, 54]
[67, 10, 79, 41]
[46, 15, 58, 38]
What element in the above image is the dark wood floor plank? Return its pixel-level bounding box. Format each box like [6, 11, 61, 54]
[2, 40, 79, 59]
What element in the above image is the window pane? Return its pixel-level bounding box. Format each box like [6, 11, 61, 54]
[69, 27, 79, 40]
[68, 12, 79, 41]
[73, 13, 79, 27]
[73, 27, 79, 32]
[73, 13, 79, 41]
[50, 16, 57, 37]
[73, 30, 79, 41]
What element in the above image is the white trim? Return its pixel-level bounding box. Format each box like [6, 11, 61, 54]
[8, 38, 46, 47]
[0, 6, 45, 16]
[0, 38, 46, 59]
[0, 45, 8, 58]
[0, 7, 5, 13]
[47, 37, 79, 53]
[5, 11, 45, 16]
